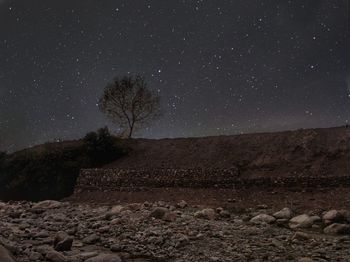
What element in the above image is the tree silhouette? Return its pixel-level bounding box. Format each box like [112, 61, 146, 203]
[99, 75, 160, 138]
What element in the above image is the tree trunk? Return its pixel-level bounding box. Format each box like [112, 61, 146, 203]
[128, 124, 134, 138]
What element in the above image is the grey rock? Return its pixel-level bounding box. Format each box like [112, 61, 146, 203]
[250, 214, 276, 224]
[273, 208, 292, 219]
[289, 214, 314, 229]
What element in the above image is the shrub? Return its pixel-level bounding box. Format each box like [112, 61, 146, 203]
[0, 128, 126, 201]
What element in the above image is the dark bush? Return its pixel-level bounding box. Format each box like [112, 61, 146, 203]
[0, 128, 126, 201]
[83, 127, 122, 165]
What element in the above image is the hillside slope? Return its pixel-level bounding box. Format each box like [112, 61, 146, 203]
[105, 126, 350, 179]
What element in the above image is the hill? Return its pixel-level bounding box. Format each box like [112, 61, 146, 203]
[106, 126, 350, 179]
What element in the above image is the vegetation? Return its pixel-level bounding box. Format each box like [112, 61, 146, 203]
[99, 75, 160, 138]
[0, 127, 126, 201]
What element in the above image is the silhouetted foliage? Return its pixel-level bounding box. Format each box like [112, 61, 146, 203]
[99, 75, 160, 138]
[0, 128, 126, 201]
[84, 127, 123, 165]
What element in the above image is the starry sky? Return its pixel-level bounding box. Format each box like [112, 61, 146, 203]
[0, 0, 349, 151]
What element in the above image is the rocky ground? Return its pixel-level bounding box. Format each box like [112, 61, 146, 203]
[1, 200, 350, 262]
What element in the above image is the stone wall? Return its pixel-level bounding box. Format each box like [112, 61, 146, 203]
[74, 168, 350, 193]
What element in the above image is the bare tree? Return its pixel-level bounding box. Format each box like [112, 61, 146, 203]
[99, 75, 160, 138]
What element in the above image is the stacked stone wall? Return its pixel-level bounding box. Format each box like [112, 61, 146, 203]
[74, 168, 350, 193]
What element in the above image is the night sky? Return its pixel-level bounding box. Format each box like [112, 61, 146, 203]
[0, 0, 349, 151]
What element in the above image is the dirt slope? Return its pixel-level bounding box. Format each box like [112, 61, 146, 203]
[106, 126, 350, 179]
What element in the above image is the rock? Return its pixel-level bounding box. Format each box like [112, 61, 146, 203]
[0, 202, 6, 209]
[29, 251, 43, 261]
[85, 254, 122, 262]
[49, 213, 68, 222]
[339, 210, 350, 222]
[216, 207, 230, 218]
[67, 227, 77, 235]
[0, 245, 16, 262]
[218, 209, 230, 218]
[323, 210, 340, 220]
[105, 205, 124, 219]
[32, 200, 63, 210]
[289, 214, 314, 229]
[35, 230, 50, 238]
[9, 211, 21, 219]
[257, 204, 268, 209]
[323, 210, 350, 224]
[125, 203, 141, 211]
[309, 215, 321, 223]
[292, 231, 311, 241]
[46, 250, 67, 262]
[276, 218, 289, 225]
[323, 223, 350, 235]
[80, 252, 99, 260]
[110, 244, 122, 252]
[162, 211, 177, 222]
[53, 231, 73, 251]
[149, 207, 168, 219]
[174, 233, 190, 248]
[5, 200, 350, 261]
[298, 258, 314, 262]
[273, 207, 292, 219]
[250, 214, 276, 224]
[194, 208, 216, 220]
[176, 200, 188, 209]
[83, 234, 100, 244]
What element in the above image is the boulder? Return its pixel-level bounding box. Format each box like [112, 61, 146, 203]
[85, 254, 122, 262]
[194, 208, 216, 220]
[323, 223, 350, 235]
[273, 208, 292, 219]
[0, 245, 16, 262]
[250, 214, 276, 224]
[289, 214, 314, 229]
